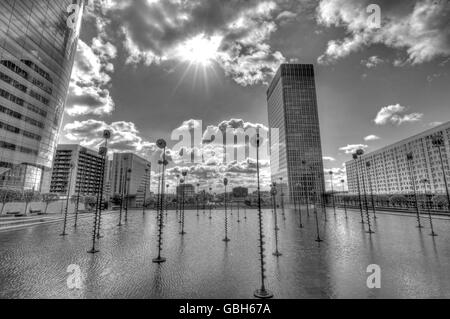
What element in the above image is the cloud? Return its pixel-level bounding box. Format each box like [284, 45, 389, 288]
[429, 121, 443, 127]
[339, 144, 368, 154]
[324, 166, 347, 190]
[85, 0, 307, 86]
[323, 156, 336, 161]
[374, 104, 423, 125]
[63, 119, 156, 158]
[164, 118, 272, 190]
[364, 134, 380, 141]
[317, 0, 450, 65]
[66, 39, 116, 116]
[361, 56, 384, 68]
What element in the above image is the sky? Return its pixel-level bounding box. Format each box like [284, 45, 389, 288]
[59, 0, 450, 192]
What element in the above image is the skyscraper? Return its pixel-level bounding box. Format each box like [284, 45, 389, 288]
[0, 0, 85, 191]
[267, 64, 325, 204]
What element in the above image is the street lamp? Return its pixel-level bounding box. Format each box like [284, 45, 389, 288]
[341, 179, 348, 219]
[329, 171, 336, 216]
[153, 139, 168, 264]
[254, 132, 273, 299]
[432, 134, 450, 213]
[223, 177, 230, 242]
[271, 183, 282, 257]
[365, 162, 377, 220]
[352, 153, 365, 224]
[421, 179, 437, 237]
[406, 152, 423, 228]
[60, 162, 74, 237]
[355, 149, 374, 234]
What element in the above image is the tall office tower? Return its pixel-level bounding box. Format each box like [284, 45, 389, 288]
[267, 64, 325, 204]
[49, 144, 104, 197]
[111, 153, 151, 208]
[346, 122, 450, 196]
[0, 0, 86, 191]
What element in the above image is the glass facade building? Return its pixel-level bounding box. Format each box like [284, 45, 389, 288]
[0, 0, 85, 191]
[267, 64, 325, 204]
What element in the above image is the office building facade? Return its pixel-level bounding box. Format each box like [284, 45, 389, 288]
[111, 153, 151, 207]
[0, 0, 85, 191]
[267, 64, 325, 203]
[346, 122, 450, 195]
[176, 184, 195, 199]
[49, 144, 104, 197]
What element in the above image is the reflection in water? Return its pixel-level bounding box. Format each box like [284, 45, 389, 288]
[0, 208, 449, 299]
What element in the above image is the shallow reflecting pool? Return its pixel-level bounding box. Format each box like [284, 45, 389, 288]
[0, 207, 449, 299]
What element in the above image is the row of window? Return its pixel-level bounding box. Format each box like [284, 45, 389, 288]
[0, 103, 44, 129]
[1, 60, 53, 95]
[0, 140, 38, 156]
[0, 119, 41, 141]
[0, 86, 47, 118]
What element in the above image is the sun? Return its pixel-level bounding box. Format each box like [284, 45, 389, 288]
[177, 33, 222, 67]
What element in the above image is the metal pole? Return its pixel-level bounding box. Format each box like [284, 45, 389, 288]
[353, 154, 364, 224]
[254, 132, 273, 299]
[223, 179, 229, 242]
[74, 165, 84, 228]
[271, 185, 281, 257]
[407, 153, 422, 228]
[60, 163, 74, 236]
[366, 162, 377, 220]
[358, 156, 373, 234]
[153, 141, 168, 263]
[437, 146, 450, 213]
[329, 172, 336, 216]
[423, 180, 437, 237]
[341, 180, 348, 219]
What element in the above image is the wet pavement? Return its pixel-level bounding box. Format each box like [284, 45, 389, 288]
[0, 206, 449, 299]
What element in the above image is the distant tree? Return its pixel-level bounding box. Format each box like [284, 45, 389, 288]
[22, 191, 40, 215]
[390, 195, 407, 208]
[432, 195, 448, 210]
[84, 196, 97, 211]
[41, 193, 60, 215]
[111, 194, 122, 206]
[0, 189, 21, 215]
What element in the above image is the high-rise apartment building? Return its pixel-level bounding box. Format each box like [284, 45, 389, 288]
[0, 0, 85, 191]
[267, 64, 325, 203]
[49, 144, 104, 197]
[346, 122, 450, 195]
[111, 153, 151, 207]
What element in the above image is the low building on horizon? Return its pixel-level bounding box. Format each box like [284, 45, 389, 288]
[346, 121, 450, 196]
